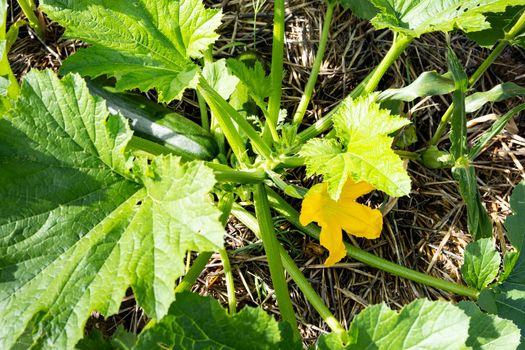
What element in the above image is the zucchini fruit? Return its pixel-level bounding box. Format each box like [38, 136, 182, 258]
[87, 80, 218, 161]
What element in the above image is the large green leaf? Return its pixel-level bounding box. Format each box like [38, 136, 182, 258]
[461, 238, 501, 290]
[0, 70, 224, 349]
[300, 94, 411, 200]
[134, 292, 301, 350]
[466, 6, 525, 47]
[317, 299, 471, 349]
[41, 0, 222, 103]
[458, 301, 521, 350]
[341, 0, 525, 38]
[478, 182, 525, 348]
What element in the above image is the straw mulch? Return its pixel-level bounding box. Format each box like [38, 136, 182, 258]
[7, 0, 525, 346]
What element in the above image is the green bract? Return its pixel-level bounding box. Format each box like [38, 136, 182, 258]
[301, 93, 411, 200]
[135, 292, 301, 349]
[341, 0, 525, 38]
[41, 0, 222, 103]
[0, 70, 224, 349]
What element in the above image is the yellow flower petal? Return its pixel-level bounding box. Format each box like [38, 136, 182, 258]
[300, 179, 383, 266]
[319, 222, 346, 267]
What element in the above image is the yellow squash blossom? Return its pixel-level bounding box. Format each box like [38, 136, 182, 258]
[300, 179, 383, 266]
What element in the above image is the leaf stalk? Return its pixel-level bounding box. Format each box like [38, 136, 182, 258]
[253, 184, 300, 341]
[266, 188, 480, 299]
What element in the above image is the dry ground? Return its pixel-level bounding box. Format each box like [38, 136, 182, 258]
[7, 0, 525, 346]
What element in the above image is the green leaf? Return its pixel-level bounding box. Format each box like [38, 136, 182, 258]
[477, 183, 525, 347]
[339, 0, 379, 20]
[505, 181, 525, 250]
[466, 82, 525, 113]
[466, 6, 525, 47]
[226, 58, 272, 102]
[301, 94, 411, 200]
[134, 292, 302, 350]
[41, 0, 222, 103]
[0, 70, 224, 349]
[340, 0, 525, 38]
[461, 238, 501, 290]
[76, 326, 137, 350]
[378, 71, 455, 102]
[452, 165, 493, 240]
[202, 59, 239, 100]
[317, 299, 470, 349]
[458, 301, 521, 350]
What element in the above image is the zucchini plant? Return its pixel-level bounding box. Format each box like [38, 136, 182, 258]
[1, 0, 525, 348]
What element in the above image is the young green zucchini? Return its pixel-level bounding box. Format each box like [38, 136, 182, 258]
[87, 80, 218, 161]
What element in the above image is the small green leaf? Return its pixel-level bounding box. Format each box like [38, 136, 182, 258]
[226, 58, 272, 102]
[41, 0, 223, 103]
[317, 299, 470, 349]
[378, 71, 455, 102]
[301, 94, 411, 200]
[458, 301, 521, 350]
[466, 82, 525, 113]
[452, 166, 493, 240]
[461, 238, 501, 290]
[202, 59, 239, 100]
[340, 0, 525, 38]
[0, 70, 224, 349]
[135, 292, 302, 350]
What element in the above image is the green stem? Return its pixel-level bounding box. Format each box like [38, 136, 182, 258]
[292, 2, 336, 127]
[294, 34, 413, 147]
[197, 91, 210, 132]
[219, 248, 236, 314]
[363, 34, 413, 95]
[232, 204, 347, 337]
[198, 78, 273, 160]
[128, 136, 265, 184]
[265, 0, 285, 142]
[266, 188, 479, 299]
[175, 252, 213, 293]
[16, 0, 44, 38]
[253, 184, 300, 341]
[429, 10, 525, 146]
[206, 163, 267, 184]
[1, 1, 19, 100]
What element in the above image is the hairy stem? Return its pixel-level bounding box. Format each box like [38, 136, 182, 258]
[266, 188, 479, 299]
[16, 0, 44, 38]
[219, 248, 236, 314]
[175, 252, 213, 293]
[253, 184, 300, 341]
[294, 34, 413, 146]
[265, 0, 286, 142]
[292, 2, 336, 127]
[232, 204, 347, 337]
[198, 78, 274, 161]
